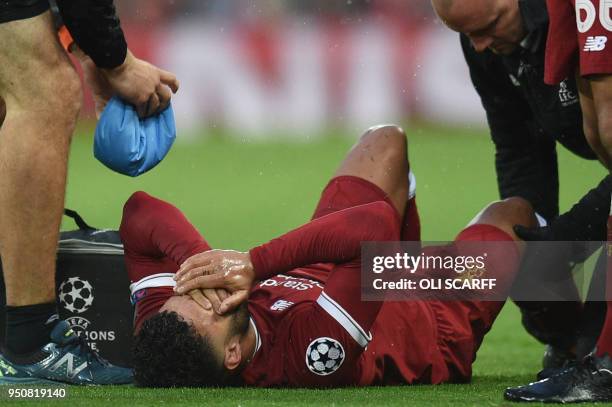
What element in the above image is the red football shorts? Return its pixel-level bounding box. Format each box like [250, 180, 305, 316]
[311, 175, 400, 221]
[545, 0, 612, 84]
[429, 224, 521, 381]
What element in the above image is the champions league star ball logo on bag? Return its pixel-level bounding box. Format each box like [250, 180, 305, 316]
[58, 277, 94, 314]
[305, 337, 345, 376]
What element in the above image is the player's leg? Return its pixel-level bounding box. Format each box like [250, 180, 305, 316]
[575, 0, 612, 398]
[0, 8, 133, 386]
[576, 15, 612, 371]
[431, 198, 536, 381]
[465, 197, 537, 340]
[594, 220, 612, 357]
[333, 124, 409, 213]
[586, 75, 612, 362]
[467, 197, 537, 241]
[457, 197, 534, 297]
[322, 124, 420, 241]
[577, 71, 612, 362]
[0, 10, 81, 358]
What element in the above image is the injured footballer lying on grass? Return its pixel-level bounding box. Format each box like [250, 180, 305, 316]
[123, 124, 538, 388]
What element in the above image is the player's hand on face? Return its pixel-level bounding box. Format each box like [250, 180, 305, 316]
[100, 50, 179, 118]
[174, 250, 255, 314]
[187, 288, 230, 314]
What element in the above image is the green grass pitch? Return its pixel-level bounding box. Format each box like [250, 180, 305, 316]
[12, 123, 607, 406]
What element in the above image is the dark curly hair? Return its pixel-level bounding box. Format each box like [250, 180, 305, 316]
[133, 311, 227, 387]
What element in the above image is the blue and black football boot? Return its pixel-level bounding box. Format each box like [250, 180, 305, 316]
[0, 320, 132, 385]
[504, 353, 612, 403]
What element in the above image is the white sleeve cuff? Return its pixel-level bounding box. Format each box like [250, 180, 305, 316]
[130, 273, 176, 295]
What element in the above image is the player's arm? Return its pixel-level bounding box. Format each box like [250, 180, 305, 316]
[253, 202, 399, 385]
[252, 200, 399, 338]
[176, 200, 399, 330]
[121, 192, 227, 330]
[515, 175, 610, 259]
[175, 201, 399, 384]
[249, 201, 400, 278]
[120, 191, 212, 268]
[175, 200, 399, 310]
[590, 75, 612, 169]
[576, 75, 607, 166]
[461, 35, 559, 221]
[175, 200, 400, 283]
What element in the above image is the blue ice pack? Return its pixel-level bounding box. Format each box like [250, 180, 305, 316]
[94, 96, 176, 177]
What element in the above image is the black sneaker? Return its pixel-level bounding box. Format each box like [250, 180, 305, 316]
[504, 353, 612, 403]
[537, 345, 576, 380]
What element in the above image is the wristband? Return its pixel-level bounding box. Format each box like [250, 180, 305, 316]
[58, 25, 75, 53]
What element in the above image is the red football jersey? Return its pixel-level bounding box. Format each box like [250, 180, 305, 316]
[545, 0, 612, 84]
[242, 221, 519, 387]
[241, 266, 448, 387]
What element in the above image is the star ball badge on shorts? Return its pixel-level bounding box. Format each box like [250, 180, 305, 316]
[94, 96, 177, 177]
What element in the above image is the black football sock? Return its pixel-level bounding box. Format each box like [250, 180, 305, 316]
[5, 302, 58, 357]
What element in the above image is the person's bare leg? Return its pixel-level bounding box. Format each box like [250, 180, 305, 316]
[581, 74, 612, 360]
[478, 197, 586, 362]
[333, 124, 410, 215]
[0, 12, 81, 348]
[468, 197, 537, 245]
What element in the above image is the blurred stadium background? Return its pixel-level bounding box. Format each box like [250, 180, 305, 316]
[59, 0, 606, 405]
[78, 0, 485, 134]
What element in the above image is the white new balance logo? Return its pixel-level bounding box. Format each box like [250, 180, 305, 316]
[49, 353, 88, 378]
[270, 300, 294, 311]
[584, 36, 608, 51]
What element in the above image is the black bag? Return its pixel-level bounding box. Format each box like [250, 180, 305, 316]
[0, 209, 134, 367]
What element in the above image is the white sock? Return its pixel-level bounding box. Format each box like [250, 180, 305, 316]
[534, 212, 547, 227]
[408, 171, 416, 199]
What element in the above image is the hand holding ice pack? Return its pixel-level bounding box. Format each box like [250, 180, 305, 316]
[94, 96, 176, 177]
